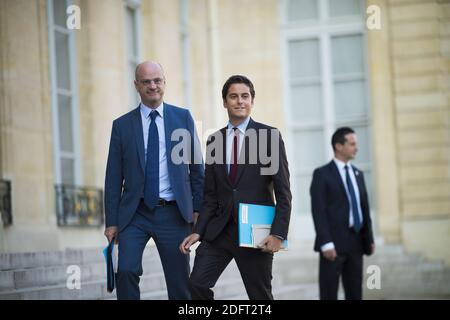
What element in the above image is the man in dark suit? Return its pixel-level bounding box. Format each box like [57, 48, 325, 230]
[179, 75, 292, 300]
[310, 127, 375, 300]
[104, 61, 204, 300]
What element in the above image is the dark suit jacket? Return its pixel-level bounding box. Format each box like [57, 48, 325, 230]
[104, 103, 205, 232]
[193, 118, 292, 242]
[310, 161, 374, 255]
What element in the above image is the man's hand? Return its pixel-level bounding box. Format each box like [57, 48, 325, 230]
[258, 235, 282, 253]
[104, 226, 118, 244]
[322, 248, 337, 261]
[179, 233, 200, 254]
[193, 212, 200, 226]
[371, 243, 376, 255]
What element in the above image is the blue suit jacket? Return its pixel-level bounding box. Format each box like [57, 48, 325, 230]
[104, 103, 205, 231]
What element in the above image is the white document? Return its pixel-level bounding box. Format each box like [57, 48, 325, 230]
[252, 224, 271, 248]
[252, 224, 287, 250]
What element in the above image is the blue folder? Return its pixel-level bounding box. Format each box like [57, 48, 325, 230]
[238, 203, 288, 249]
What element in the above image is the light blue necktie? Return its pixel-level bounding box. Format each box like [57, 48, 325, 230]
[344, 165, 361, 232]
[144, 110, 159, 210]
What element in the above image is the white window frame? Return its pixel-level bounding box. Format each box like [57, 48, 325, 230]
[180, 0, 192, 109]
[47, 0, 81, 186]
[281, 0, 374, 215]
[124, 0, 142, 108]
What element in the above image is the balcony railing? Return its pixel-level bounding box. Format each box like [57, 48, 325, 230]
[55, 184, 104, 227]
[0, 179, 12, 227]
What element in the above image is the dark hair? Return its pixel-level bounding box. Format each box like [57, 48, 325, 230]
[331, 127, 355, 151]
[221, 75, 255, 101]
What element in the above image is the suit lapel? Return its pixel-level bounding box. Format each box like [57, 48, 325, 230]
[132, 107, 145, 173]
[352, 166, 366, 203]
[330, 160, 348, 200]
[219, 127, 231, 185]
[163, 103, 173, 162]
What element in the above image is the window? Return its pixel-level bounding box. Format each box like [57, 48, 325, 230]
[180, 0, 192, 109]
[329, 0, 363, 18]
[287, 0, 318, 22]
[283, 0, 373, 215]
[124, 0, 141, 108]
[47, 0, 81, 186]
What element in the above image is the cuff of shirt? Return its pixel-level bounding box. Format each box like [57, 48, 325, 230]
[321, 242, 335, 252]
[272, 234, 284, 241]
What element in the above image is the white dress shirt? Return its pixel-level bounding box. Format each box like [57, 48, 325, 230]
[140, 102, 175, 201]
[226, 117, 250, 173]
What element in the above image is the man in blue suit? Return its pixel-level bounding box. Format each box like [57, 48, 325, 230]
[104, 61, 204, 300]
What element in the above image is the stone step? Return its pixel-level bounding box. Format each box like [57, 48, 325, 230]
[272, 254, 450, 299]
[274, 256, 445, 271]
[0, 271, 167, 300]
[2, 243, 449, 300]
[136, 263, 248, 300]
[375, 273, 450, 292]
[105, 271, 169, 300]
[138, 276, 248, 300]
[0, 243, 419, 272]
[364, 282, 450, 300]
[0, 258, 247, 300]
[273, 283, 320, 300]
[222, 282, 325, 300]
[275, 250, 424, 265]
[0, 246, 159, 271]
[280, 243, 406, 257]
[367, 260, 446, 274]
[114, 270, 248, 300]
[273, 259, 318, 283]
[274, 257, 444, 281]
[0, 256, 163, 292]
[212, 278, 247, 299]
[365, 290, 450, 300]
[139, 289, 168, 300]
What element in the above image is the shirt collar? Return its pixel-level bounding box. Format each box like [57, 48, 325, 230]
[140, 102, 164, 119]
[227, 116, 250, 135]
[333, 157, 351, 171]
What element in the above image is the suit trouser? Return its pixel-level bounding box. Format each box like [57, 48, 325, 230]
[189, 221, 274, 300]
[116, 201, 192, 300]
[319, 229, 364, 300]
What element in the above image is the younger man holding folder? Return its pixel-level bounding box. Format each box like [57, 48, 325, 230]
[179, 75, 292, 300]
